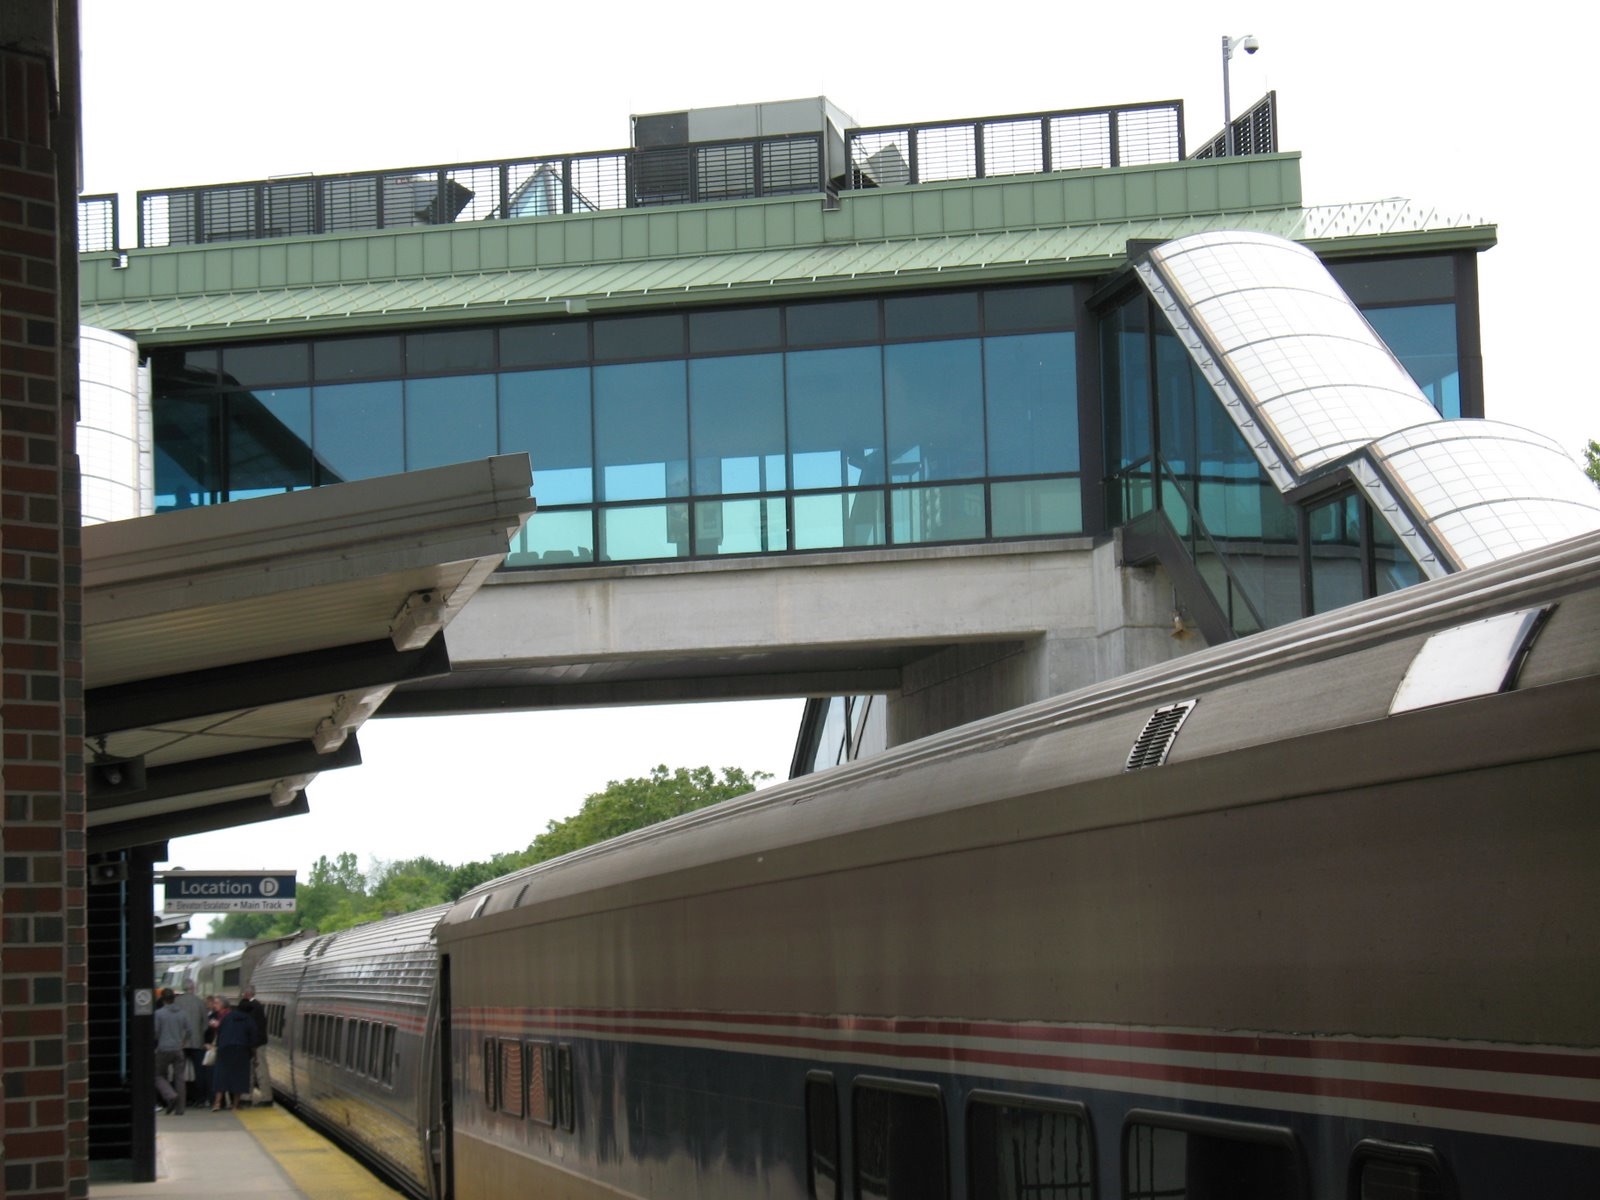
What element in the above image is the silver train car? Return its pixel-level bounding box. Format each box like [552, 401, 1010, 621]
[257, 529, 1600, 1198]
[436, 530, 1600, 1199]
[252, 905, 449, 1199]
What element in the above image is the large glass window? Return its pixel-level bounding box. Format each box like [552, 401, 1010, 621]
[405, 375, 497, 472]
[226, 387, 311, 501]
[499, 368, 593, 506]
[985, 332, 1077, 476]
[1364, 305, 1460, 418]
[788, 347, 885, 490]
[690, 355, 786, 494]
[152, 287, 1091, 565]
[312, 381, 404, 482]
[594, 361, 688, 502]
[885, 340, 984, 483]
[153, 390, 221, 510]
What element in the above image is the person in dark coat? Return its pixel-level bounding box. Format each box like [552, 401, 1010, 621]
[233, 987, 270, 1106]
[210, 998, 255, 1111]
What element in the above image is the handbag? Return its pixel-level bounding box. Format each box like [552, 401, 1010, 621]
[203, 1046, 216, 1067]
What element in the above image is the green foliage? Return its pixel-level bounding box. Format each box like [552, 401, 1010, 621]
[1585, 439, 1600, 489]
[525, 765, 767, 864]
[203, 765, 768, 940]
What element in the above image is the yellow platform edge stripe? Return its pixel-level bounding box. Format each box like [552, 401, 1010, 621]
[237, 1105, 407, 1200]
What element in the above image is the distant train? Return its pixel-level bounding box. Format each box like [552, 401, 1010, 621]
[249, 529, 1600, 1199]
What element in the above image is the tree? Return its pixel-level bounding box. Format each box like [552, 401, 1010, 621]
[525, 765, 769, 866]
[1585, 439, 1600, 489]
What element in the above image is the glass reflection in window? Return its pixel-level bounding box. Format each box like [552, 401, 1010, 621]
[885, 340, 984, 483]
[405, 375, 497, 471]
[227, 387, 311, 501]
[787, 347, 884, 490]
[690, 355, 786, 494]
[500, 368, 593, 506]
[984, 332, 1077, 476]
[594, 361, 688, 502]
[312, 380, 403, 483]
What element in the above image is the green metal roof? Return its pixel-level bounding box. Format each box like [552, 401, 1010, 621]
[79, 156, 1494, 344]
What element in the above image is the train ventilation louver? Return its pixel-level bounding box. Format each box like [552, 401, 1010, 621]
[1124, 699, 1198, 771]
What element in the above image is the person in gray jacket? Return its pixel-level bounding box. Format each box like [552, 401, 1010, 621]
[153, 991, 189, 1115]
[169, 985, 208, 1104]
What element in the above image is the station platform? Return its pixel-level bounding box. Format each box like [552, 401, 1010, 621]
[91, 1105, 405, 1200]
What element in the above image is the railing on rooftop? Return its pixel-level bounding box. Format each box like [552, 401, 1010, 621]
[846, 100, 1185, 188]
[1188, 92, 1277, 160]
[131, 133, 827, 249]
[78, 193, 118, 254]
[79, 97, 1272, 251]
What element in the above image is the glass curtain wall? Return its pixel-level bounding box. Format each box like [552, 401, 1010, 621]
[1104, 288, 1426, 634]
[149, 284, 1085, 567]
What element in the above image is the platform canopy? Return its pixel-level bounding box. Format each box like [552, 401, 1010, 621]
[82, 454, 534, 853]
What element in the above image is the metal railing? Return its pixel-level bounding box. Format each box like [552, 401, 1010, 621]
[98, 96, 1280, 251]
[135, 134, 825, 248]
[845, 100, 1186, 189]
[78, 193, 119, 253]
[1189, 91, 1278, 160]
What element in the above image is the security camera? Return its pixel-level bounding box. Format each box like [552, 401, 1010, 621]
[1242, 36, 1260, 54]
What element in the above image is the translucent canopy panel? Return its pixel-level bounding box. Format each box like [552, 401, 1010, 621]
[1140, 230, 1600, 575]
[1369, 421, 1600, 569]
[1145, 231, 1436, 478]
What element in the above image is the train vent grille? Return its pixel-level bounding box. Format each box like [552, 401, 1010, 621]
[1124, 699, 1198, 771]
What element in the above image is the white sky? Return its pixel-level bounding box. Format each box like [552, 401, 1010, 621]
[78, 1, 1597, 912]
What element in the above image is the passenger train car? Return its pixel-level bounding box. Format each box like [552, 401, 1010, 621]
[251, 905, 448, 1198]
[252, 529, 1600, 1199]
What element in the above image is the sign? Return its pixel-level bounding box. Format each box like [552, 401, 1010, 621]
[162, 870, 297, 913]
[133, 988, 154, 1016]
[153, 943, 195, 957]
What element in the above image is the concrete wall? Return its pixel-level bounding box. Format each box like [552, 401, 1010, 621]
[439, 535, 1195, 743]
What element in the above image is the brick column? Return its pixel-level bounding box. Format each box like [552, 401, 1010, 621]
[2, 3, 89, 1197]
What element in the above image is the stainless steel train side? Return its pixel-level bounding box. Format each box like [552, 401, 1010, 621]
[435, 530, 1600, 1199]
[252, 905, 449, 1200]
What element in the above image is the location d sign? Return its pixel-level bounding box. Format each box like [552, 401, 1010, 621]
[162, 870, 297, 913]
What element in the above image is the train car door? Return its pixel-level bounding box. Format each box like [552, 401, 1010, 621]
[432, 953, 454, 1200]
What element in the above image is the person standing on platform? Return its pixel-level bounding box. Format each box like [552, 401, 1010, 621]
[153, 991, 189, 1115]
[234, 987, 270, 1105]
[170, 984, 207, 1106]
[211, 997, 255, 1112]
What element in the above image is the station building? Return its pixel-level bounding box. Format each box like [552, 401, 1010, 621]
[8, 4, 1600, 1189]
[76, 86, 1598, 775]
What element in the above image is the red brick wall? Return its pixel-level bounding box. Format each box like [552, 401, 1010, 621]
[2, 8, 89, 1196]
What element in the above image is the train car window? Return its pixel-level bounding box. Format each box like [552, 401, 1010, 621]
[335, 1017, 346, 1066]
[525, 1041, 555, 1125]
[805, 1072, 840, 1200]
[367, 1024, 382, 1078]
[356, 1022, 371, 1073]
[483, 1038, 498, 1110]
[382, 1025, 396, 1085]
[498, 1039, 526, 1117]
[1123, 1111, 1304, 1200]
[224, 967, 241, 986]
[967, 1092, 1093, 1199]
[852, 1078, 948, 1199]
[1349, 1140, 1455, 1200]
[556, 1044, 575, 1132]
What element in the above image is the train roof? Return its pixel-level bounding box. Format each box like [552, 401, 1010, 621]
[438, 528, 1600, 940]
[252, 905, 450, 1005]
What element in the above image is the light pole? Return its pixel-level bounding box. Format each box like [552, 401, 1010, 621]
[1221, 33, 1260, 156]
